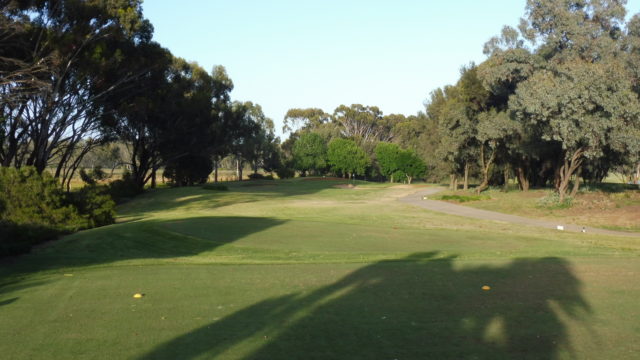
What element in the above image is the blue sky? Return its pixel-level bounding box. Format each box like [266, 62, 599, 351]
[143, 0, 640, 138]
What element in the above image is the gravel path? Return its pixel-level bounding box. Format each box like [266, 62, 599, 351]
[399, 187, 640, 238]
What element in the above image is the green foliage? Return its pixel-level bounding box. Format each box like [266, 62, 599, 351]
[292, 132, 327, 174]
[396, 150, 427, 183]
[0, 167, 82, 256]
[164, 155, 213, 187]
[327, 138, 369, 178]
[275, 166, 296, 179]
[107, 171, 142, 202]
[536, 192, 574, 209]
[202, 184, 229, 191]
[247, 173, 274, 181]
[375, 142, 402, 181]
[79, 166, 108, 186]
[435, 194, 491, 202]
[70, 185, 116, 228]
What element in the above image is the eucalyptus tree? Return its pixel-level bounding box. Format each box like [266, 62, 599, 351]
[283, 108, 331, 134]
[505, 0, 640, 200]
[0, 0, 153, 177]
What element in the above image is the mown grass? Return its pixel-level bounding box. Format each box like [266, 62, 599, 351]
[1, 178, 639, 359]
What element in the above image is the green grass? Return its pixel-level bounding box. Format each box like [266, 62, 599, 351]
[1, 178, 639, 359]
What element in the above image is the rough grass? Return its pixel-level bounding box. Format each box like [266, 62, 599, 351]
[1, 179, 639, 359]
[438, 186, 640, 232]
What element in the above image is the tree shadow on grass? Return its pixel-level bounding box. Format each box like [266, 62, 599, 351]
[139, 253, 591, 360]
[0, 216, 286, 282]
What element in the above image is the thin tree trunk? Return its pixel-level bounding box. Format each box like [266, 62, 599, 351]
[151, 167, 157, 188]
[463, 162, 470, 191]
[476, 144, 496, 194]
[214, 160, 219, 183]
[503, 166, 510, 192]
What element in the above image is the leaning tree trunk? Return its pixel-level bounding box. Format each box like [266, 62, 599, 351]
[476, 143, 496, 195]
[556, 148, 585, 202]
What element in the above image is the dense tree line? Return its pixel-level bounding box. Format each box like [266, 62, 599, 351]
[0, 0, 277, 255]
[280, 104, 428, 182]
[431, 0, 640, 201]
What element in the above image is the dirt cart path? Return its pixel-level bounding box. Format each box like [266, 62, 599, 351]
[399, 187, 640, 238]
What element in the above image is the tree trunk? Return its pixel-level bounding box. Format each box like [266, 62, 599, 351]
[407, 176, 413, 185]
[450, 174, 458, 190]
[503, 166, 510, 192]
[516, 166, 530, 192]
[236, 157, 243, 181]
[476, 144, 496, 194]
[214, 160, 219, 183]
[463, 162, 470, 191]
[570, 166, 582, 197]
[557, 148, 585, 202]
[151, 167, 157, 189]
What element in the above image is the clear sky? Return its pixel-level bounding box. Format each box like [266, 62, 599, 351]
[143, 0, 640, 138]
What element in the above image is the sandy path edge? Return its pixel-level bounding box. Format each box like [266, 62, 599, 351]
[399, 187, 640, 238]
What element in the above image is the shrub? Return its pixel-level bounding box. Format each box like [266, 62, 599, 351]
[164, 155, 213, 186]
[108, 171, 141, 202]
[202, 183, 229, 191]
[247, 173, 275, 180]
[275, 167, 295, 179]
[0, 167, 83, 256]
[70, 185, 116, 228]
[536, 192, 573, 209]
[436, 194, 490, 202]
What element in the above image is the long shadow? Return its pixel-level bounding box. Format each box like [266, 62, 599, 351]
[139, 253, 591, 360]
[0, 216, 286, 284]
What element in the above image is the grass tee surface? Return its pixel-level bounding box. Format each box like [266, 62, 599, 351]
[1, 179, 639, 359]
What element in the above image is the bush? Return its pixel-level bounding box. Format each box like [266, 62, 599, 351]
[164, 155, 213, 186]
[436, 194, 490, 202]
[108, 171, 141, 202]
[0, 167, 83, 256]
[79, 166, 108, 185]
[70, 185, 116, 228]
[202, 183, 229, 191]
[247, 173, 275, 180]
[536, 192, 573, 209]
[275, 167, 295, 179]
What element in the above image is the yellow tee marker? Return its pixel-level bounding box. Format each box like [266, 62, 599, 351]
[133, 293, 144, 299]
[482, 285, 491, 291]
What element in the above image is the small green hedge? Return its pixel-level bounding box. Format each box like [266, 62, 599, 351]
[435, 194, 491, 202]
[202, 183, 229, 191]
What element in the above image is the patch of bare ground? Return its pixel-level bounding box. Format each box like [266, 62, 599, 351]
[333, 184, 358, 189]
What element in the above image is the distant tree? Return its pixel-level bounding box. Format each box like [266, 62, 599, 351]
[375, 142, 402, 183]
[283, 108, 331, 134]
[292, 132, 327, 176]
[327, 138, 369, 180]
[396, 150, 427, 184]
